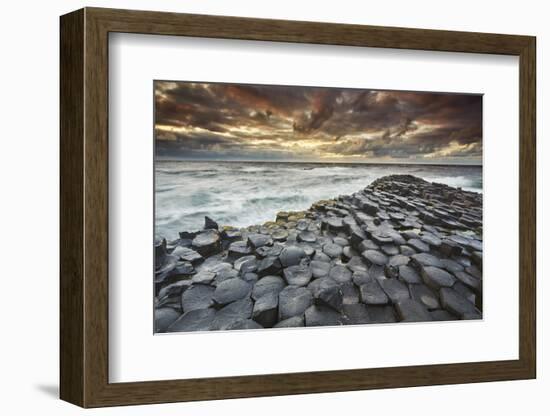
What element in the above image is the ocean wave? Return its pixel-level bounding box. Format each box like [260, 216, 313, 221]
[155, 161, 482, 239]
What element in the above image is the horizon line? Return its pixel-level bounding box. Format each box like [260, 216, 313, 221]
[155, 158, 482, 167]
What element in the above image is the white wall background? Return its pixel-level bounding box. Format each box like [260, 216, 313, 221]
[0, 0, 546, 414]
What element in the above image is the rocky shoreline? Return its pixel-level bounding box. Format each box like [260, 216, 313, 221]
[154, 174, 483, 333]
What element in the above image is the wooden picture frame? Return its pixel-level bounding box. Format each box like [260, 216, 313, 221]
[60, 7, 536, 408]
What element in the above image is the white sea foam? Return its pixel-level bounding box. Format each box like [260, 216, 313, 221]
[155, 161, 482, 240]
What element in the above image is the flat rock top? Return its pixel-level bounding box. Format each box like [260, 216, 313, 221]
[156, 174, 482, 333]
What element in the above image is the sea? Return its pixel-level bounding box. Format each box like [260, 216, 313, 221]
[155, 160, 482, 240]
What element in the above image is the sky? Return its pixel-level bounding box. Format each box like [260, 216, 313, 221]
[154, 81, 482, 165]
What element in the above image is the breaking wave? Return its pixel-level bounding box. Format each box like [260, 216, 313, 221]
[155, 161, 482, 239]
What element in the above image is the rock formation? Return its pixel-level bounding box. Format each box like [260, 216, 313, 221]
[154, 175, 483, 332]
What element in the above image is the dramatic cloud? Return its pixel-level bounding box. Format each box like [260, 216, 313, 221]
[155, 81, 482, 164]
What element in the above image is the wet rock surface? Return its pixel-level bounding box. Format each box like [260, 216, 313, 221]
[155, 175, 482, 332]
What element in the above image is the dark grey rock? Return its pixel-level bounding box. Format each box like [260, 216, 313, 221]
[329, 265, 352, 283]
[156, 294, 183, 311]
[154, 308, 181, 332]
[448, 234, 471, 246]
[191, 230, 222, 256]
[370, 232, 393, 245]
[204, 216, 219, 230]
[214, 268, 239, 285]
[305, 305, 344, 326]
[239, 258, 258, 274]
[350, 226, 367, 247]
[227, 241, 252, 260]
[440, 239, 462, 257]
[342, 246, 356, 261]
[171, 246, 203, 265]
[410, 284, 440, 309]
[297, 231, 317, 243]
[170, 262, 195, 278]
[430, 309, 458, 321]
[342, 303, 371, 325]
[362, 250, 388, 266]
[454, 271, 482, 293]
[313, 251, 331, 263]
[179, 230, 199, 240]
[278, 286, 313, 321]
[309, 277, 342, 311]
[398, 265, 422, 284]
[381, 245, 399, 256]
[388, 231, 407, 245]
[155, 237, 167, 267]
[167, 308, 216, 332]
[192, 270, 216, 285]
[221, 228, 242, 241]
[234, 255, 256, 271]
[367, 305, 397, 323]
[388, 255, 410, 267]
[252, 275, 286, 301]
[274, 315, 305, 328]
[158, 279, 193, 299]
[267, 243, 285, 257]
[472, 251, 483, 268]
[241, 272, 259, 284]
[279, 245, 307, 267]
[384, 265, 399, 279]
[362, 200, 379, 215]
[255, 246, 271, 258]
[396, 299, 433, 322]
[213, 278, 251, 305]
[465, 265, 482, 279]
[380, 278, 410, 303]
[206, 261, 233, 274]
[468, 239, 483, 252]
[440, 258, 464, 274]
[421, 266, 456, 289]
[257, 256, 282, 277]
[272, 229, 289, 242]
[247, 233, 273, 250]
[411, 252, 444, 269]
[333, 237, 349, 247]
[359, 280, 389, 305]
[420, 232, 442, 248]
[253, 292, 279, 328]
[401, 230, 420, 241]
[298, 243, 315, 257]
[389, 211, 405, 221]
[408, 238, 430, 252]
[324, 217, 346, 233]
[154, 254, 179, 283]
[311, 260, 331, 278]
[181, 284, 215, 312]
[347, 256, 368, 273]
[340, 281, 360, 304]
[369, 264, 386, 280]
[352, 270, 372, 286]
[323, 243, 343, 259]
[453, 281, 477, 304]
[440, 287, 481, 319]
[296, 219, 310, 231]
[283, 264, 313, 286]
[211, 297, 254, 330]
[400, 245, 417, 256]
[357, 239, 380, 252]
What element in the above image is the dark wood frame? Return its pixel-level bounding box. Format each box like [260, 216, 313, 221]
[60, 7, 536, 408]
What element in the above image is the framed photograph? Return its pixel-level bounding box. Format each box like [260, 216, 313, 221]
[60, 7, 536, 407]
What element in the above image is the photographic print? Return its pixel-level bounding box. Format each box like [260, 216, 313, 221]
[153, 81, 483, 333]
